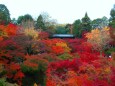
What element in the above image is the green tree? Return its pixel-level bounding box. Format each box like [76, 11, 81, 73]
[81, 12, 92, 32]
[65, 24, 71, 34]
[91, 16, 109, 29]
[101, 16, 109, 27]
[55, 26, 67, 34]
[72, 19, 82, 37]
[17, 14, 34, 29]
[17, 16, 24, 24]
[0, 4, 11, 25]
[36, 14, 45, 30]
[23, 14, 33, 22]
[109, 4, 115, 46]
[109, 4, 115, 28]
[11, 18, 17, 24]
[17, 14, 34, 25]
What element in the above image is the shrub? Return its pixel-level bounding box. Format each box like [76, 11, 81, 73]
[42, 39, 71, 55]
[0, 78, 6, 86]
[23, 28, 39, 40]
[0, 39, 25, 85]
[86, 27, 112, 55]
[39, 31, 49, 39]
[21, 53, 60, 86]
[105, 47, 115, 56]
[0, 23, 18, 38]
[58, 53, 73, 60]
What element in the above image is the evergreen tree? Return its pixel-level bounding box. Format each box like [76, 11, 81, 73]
[81, 12, 92, 32]
[72, 19, 82, 37]
[65, 24, 71, 34]
[109, 4, 115, 28]
[11, 18, 17, 24]
[91, 16, 109, 29]
[17, 16, 24, 24]
[36, 15, 45, 30]
[23, 14, 33, 22]
[0, 4, 11, 25]
[17, 14, 34, 25]
[17, 14, 34, 29]
[109, 4, 115, 46]
[55, 25, 68, 34]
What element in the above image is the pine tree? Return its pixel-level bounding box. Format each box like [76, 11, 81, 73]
[0, 4, 11, 25]
[109, 4, 115, 28]
[36, 15, 46, 30]
[17, 14, 34, 25]
[81, 12, 92, 32]
[73, 19, 82, 37]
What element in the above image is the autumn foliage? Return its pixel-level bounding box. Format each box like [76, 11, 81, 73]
[0, 23, 17, 37]
[0, 42, 24, 85]
[0, 24, 115, 86]
[42, 38, 71, 55]
[86, 27, 112, 52]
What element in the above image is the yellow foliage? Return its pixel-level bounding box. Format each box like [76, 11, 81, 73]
[56, 42, 71, 53]
[0, 30, 8, 37]
[24, 28, 39, 39]
[103, 26, 110, 31]
[86, 27, 112, 51]
[34, 83, 38, 86]
[56, 42, 67, 47]
[104, 67, 111, 73]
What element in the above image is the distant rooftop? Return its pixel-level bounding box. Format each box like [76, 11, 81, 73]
[51, 34, 75, 38]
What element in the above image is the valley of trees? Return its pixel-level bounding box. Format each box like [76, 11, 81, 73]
[0, 4, 115, 86]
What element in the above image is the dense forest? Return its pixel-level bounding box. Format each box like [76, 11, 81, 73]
[0, 4, 115, 86]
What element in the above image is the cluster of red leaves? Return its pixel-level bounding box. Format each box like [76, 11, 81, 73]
[65, 71, 94, 86]
[47, 58, 82, 73]
[38, 53, 61, 62]
[11, 34, 43, 55]
[22, 55, 49, 72]
[82, 31, 88, 38]
[46, 57, 115, 86]
[42, 38, 69, 55]
[65, 38, 97, 53]
[0, 23, 17, 37]
[65, 38, 86, 52]
[0, 24, 25, 85]
[0, 37, 3, 41]
[46, 38, 115, 86]
[0, 41, 25, 85]
[51, 46, 64, 54]
[65, 38, 101, 63]
[0, 39, 24, 61]
[39, 31, 49, 39]
[6, 63, 24, 85]
[22, 53, 61, 73]
[42, 38, 64, 46]
[109, 52, 115, 86]
[5, 23, 18, 36]
[46, 58, 82, 85]
[110, 66, 115, 86]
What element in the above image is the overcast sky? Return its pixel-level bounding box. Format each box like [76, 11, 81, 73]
[0, 0, 115, 24]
